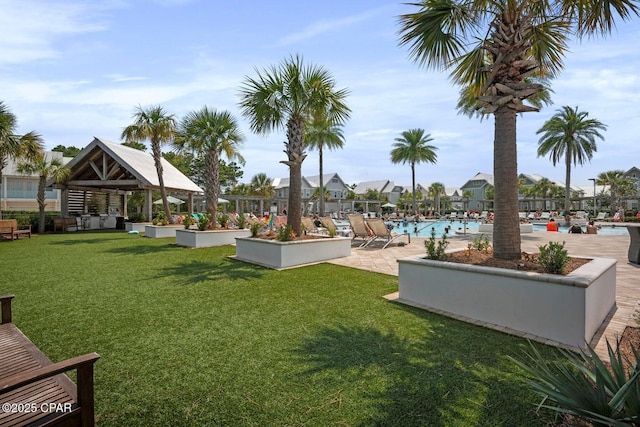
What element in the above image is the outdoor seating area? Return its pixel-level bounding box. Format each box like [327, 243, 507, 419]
[0, 219, 31, 240]
[0, 295, 100, 427]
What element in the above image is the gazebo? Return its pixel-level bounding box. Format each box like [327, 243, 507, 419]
[52, 137, 203, 224]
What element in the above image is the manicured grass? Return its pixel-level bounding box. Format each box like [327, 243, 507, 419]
[1, 231, 558, 426]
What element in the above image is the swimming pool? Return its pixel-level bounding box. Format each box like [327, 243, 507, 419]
[386, 220, 629, 237]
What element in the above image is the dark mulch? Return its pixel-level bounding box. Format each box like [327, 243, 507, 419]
[443, 249, 590, 274]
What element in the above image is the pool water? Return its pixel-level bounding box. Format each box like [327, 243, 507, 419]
[387, 220, 629, 237]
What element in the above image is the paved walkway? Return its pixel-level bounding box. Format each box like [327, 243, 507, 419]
[328, 229, 639, 358]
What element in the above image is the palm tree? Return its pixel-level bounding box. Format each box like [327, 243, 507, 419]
[0, 101, 44, 219]
[428, 181, 445, 216]
[597, 170, 636, 215]
[175, 107, 245, 229]
[461, 190, 473, 213]
[249, 173, 275, 199]
[391, 129, 437, 216]
[121, 106, 177, 223]
[531, 177, 556, 211]
[238, 55, 350, 236]
[398, 1, 637, 259]
[17, 153, 70, 233]
[537, 106, 606, 218]
[304, 111, 346, 217]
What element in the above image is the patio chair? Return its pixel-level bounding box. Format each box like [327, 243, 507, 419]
[347, 214, 375, 247]
[365, 218, 409, 249]
[319, 217, 337, 233]
[595, 212, 609, 221]
[301, 217, 324, 234]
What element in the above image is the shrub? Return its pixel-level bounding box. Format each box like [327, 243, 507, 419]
[510, 339, 640, 426]
[197, 213, 211, 231]
[127, 212, 146, 223]
[275, 224, 294, 242]
[425, 228, 449, 260]
[250, 222, 261, 237]
[237, 213, 246, 229]
[537, 241, 569, 274]
[182, 215, 195, 229]
[471, 234, 491, 252]
[218, 213, 229, 228]
[327, 226, 337, 238]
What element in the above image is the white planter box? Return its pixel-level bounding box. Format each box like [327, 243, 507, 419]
[397, 253, 616, 348]
[125, 222, 150, 232]
[176, 229, 251, 248]
[478, 223, 533, 233]
[235, 236, 352, 269]
[144, 224, 184, 238]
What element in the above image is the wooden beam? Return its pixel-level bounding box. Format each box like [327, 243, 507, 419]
[67, 180, 140, 187]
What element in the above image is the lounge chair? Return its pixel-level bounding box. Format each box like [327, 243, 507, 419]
[594, 212, 609, 221]
[302, 217, 324, 234]
[319, 217, 337, 232]
[365, 218, 409, 249]
[347, 214, 375, 247]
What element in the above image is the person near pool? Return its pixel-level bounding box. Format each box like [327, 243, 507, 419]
[586, 220, 598, 234]
[546, 218, 559, 232]
[568, 223, 584, 234]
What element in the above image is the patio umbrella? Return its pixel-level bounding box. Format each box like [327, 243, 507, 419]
[153, 196, 184, 205]
[382, 202, 396, 208]
[218, 198, 230, 204]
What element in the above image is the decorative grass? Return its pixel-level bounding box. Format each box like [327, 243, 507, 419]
[0, 231, 559, 426]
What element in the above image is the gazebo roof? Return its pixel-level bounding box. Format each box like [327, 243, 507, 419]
[58, 137, 203, 193]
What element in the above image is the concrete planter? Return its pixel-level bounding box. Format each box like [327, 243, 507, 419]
[144, 224, 184, 238]
[478, 223, 534, 233]
[397, 252, 616, 348]
[125, 222, 150, 232]
[235, 236, 352, 269]
[176, 229, 251, 248]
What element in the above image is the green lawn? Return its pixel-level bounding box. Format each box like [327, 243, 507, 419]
[0, 231, 559, 426]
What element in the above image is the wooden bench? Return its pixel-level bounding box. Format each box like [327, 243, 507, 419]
[53, 217, 84, 232]
[0, 295, 100, 426]
[0, 219, 31, 241]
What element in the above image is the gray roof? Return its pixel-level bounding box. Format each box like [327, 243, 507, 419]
[353, 180, 392, 194]
[60, 137, 203, 193]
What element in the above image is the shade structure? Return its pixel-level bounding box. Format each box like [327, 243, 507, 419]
[381, 202, 396, 208]
[218, 198, 230, 204]
[154, 196, 184, 205]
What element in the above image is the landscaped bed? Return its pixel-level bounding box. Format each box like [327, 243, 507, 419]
[2, 231, 581, 426]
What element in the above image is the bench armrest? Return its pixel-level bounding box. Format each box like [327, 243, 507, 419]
[0, 294, 15, 324]
[0, 352, 100, 394]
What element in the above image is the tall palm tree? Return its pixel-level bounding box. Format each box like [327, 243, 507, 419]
[304, 111, 346, 217]
[391, 129, 437, 216]
[537, 106, 606, 218]
[428, 181, 445, 216]
[238, 55, 350, 236]
[175, 107, 245, 229]
[121, 105, 177, 223]
[17, 153, 70, 233]
[531, 177, 556, 211]
[250, 173, 275, 199]
[0, 101, 44, 219]
[398, 0, 637, 259]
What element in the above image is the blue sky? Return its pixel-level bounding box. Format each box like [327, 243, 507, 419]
[1, 0, 639, 189]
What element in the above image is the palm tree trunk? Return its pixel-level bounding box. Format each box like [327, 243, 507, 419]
[284, 116, 306, 237]
[411, 162, 416, 215]
[493, 108, 521, 260]
[0, 157, 5, 220]
[564, 152, 571, 222]
[206, 149, 220, 229]
[319, 144, 324, 217]
[152, 140, 174, 224]
[38, 175, 46, 234]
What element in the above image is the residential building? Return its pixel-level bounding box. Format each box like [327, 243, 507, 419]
[353, 180, 404, 203]
[460, 172, 494, 211]
[0, 151, 69, 212]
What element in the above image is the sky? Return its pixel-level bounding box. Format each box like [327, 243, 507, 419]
[1, 0, 639, 190]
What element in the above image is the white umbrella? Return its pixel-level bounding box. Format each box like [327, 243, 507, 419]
[153, 196, 184, 205]
[218, 198, 229, 204]
[382, 202, 396, 208]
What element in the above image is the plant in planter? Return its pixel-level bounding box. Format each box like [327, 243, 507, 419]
[182, 215, 195, 229]
[127, 212, 146, 223]
[249, 222, 261, 237]
[275, 224, 294, 242]
[197, 213, 211, 231]
[237, 213, 246, 229]
[424, 228, 448, 260]
[218, 213, 230, 229]
[537, 241, 569, 274]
